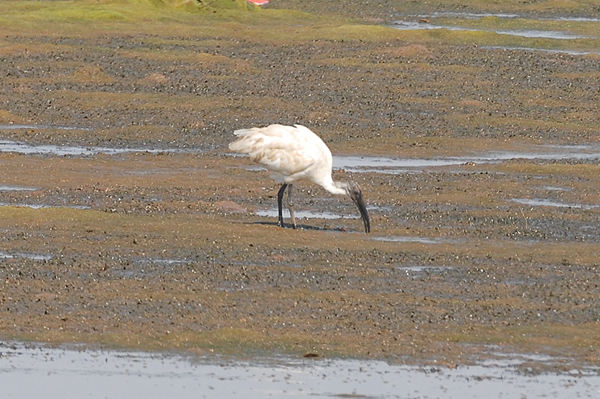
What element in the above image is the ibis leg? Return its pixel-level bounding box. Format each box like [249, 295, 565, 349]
[277, 183, 288, 227]
[287, 184, 296, 229]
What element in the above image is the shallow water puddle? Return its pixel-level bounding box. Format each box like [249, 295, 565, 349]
[0, 343, 598, 399]
[400, 12, 600, 23]
[0, 185, 37, 191]
[111, 258, 194, 279]
[373, 235, 455, 244]
[0, 202, 91, 210]
[542, 186, 572, 192]
[142, 258, 193, 265]
[255, 208, 359, 220]
[397, 265, 452, 279]
[0, 124, 93, 131]
[0, 140, 196, 156]
[333, 155, 461, 173]
[0, 251, 52, 261]
[333, 145, 600, 174]
[511, 198, 599, 210]
[392, 20, 587, 40]
[399, 265, 451, 272]
[392, 12, 597, 41]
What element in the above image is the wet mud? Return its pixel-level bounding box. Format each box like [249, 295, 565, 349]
[1, 1, 600, 371]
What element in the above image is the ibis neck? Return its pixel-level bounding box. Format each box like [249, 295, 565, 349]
[321, 179, 349, 196]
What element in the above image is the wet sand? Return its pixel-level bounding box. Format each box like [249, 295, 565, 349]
[0, 1, 599, 372]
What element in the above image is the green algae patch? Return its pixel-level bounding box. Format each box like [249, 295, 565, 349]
[0, 205, 114, 226]
[172, 328, 324, 356]
[0, 328, 321, 357]
[3, 0, 599, 53]
[0, 0, 249, 34]
[0, 0, 376, 40]
[0, 0, 173, 24]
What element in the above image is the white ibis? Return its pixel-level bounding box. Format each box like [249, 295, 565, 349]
[229, 124, 371, 233]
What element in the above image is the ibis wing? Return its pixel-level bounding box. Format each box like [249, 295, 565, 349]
[230, 124, 328, 180]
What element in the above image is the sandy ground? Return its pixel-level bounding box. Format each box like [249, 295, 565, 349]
[0, 2, 599, 371]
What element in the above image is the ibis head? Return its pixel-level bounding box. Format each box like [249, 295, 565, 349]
[341, 181, 370, 233]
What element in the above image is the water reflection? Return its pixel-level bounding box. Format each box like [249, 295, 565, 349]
[0, 343, 598, 399]
[332, 145, 600, 174]
[400, 12, 600, 23]
[0, 124, 92, 131]
[0, 251, 52, 261]
[0, 140, 199, 156]
[0, 185, 37, 191]
[373, 235, 454, 244]
[255, 208, 358, 220]
[393, 20, 588, 39]
[0, 202, 91, 210]
[392, 20, 588, 40]
[511, 198, 599, 210]
[392, 12, 598, 41]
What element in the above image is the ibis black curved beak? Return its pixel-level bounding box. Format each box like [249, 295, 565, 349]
[349, 187, 371, 233]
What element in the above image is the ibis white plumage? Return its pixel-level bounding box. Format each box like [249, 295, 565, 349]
[229, 124, 371, 233]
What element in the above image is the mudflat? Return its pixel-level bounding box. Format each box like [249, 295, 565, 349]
[0, 0, 599, 370]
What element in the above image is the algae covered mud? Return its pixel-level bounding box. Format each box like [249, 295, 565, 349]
[0, 0, 599, 378]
